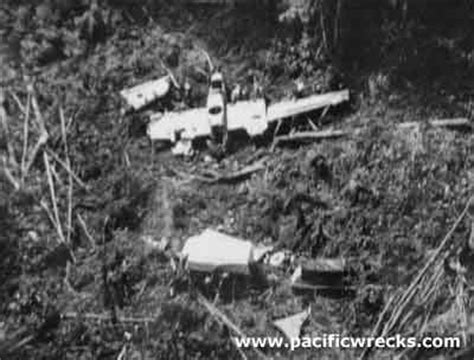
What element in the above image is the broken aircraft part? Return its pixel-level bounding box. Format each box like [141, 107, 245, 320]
[181, 229, 257, 275]
[290, 258, 353, 296]
[147, 108, 211, 142]
[147, 99, 267, 142]
[300, 258, 347, 287]
[266, 89, 349, 122]
[171, 139, 194, 156]
[120, 76, 171, 111]
[273, 307, 311, 341]
[207, 71, 227, 133]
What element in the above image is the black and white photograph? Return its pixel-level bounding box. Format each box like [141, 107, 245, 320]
[0, 0, 473, 358]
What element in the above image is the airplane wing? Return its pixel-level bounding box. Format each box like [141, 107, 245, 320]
[267, 89, 349, 122]
[226, 99, 267, 136]
[147, 107, 209, 142]
[148, 99, 268, 141]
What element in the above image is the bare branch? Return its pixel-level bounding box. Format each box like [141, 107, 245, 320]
[50, 162, 65, 187]
[23, 129, 48, 179]
[62, 311, 157, 323]
[362, 198, 473, 360]
[43, 152, 65, 244]
[77, 213, 96, 249]
[39, 199, 59, 230]
[60, 107, 73, 243]
[20, 92, 31, 183]
[199, 48, 214, 73]
[1, 159, 20, 191]
[319, 0, 328, 52]
[7, 90, 26, 114]
[1, 88, 18, 168]
[159, 58, 180, 89]
[23, 91, 48, 178]
[46, 149, 89, 191]
[381, 201, 470, 336]
[30, 87, 46, 133]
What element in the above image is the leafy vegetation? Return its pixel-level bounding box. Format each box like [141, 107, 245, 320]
[0, 0, 472, 359]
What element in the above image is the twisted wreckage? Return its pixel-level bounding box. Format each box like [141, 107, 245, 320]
[148, 88, 350, 154]
[119, 72, 350, 154]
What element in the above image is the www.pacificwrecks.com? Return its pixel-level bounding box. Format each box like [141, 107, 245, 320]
[233, 334, 462, 351]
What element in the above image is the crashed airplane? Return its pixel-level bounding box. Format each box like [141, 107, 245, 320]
[147, 88, 350, 151]
[122, 70, 350, 153]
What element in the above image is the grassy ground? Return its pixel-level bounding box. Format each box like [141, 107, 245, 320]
[0, 2, 473, 359]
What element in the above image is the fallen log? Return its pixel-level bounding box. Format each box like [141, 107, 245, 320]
[62, 312, 157, 323]
[273, 117, 471, 148]
[204, 160, 266, 184]
[398, 118, 471, 129]
[176, 158, 267, 184]
[273, 129, 348, 148]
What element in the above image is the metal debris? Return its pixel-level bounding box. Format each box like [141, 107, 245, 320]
[291, 258, 351, 294]
[273, 307, 311, 341]
[181, 229, 256, 275]
[120, 76, 171, 111]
